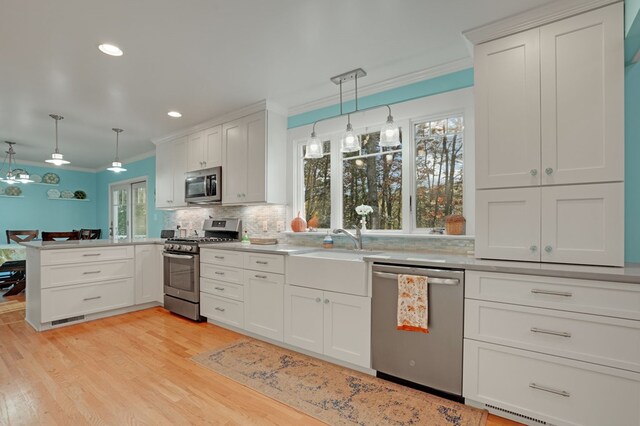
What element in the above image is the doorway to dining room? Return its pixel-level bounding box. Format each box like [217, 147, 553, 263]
[109, 178, 148, 239]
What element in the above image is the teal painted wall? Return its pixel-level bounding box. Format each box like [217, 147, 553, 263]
[625, 63, 640, 262]
[627, 0, 640, 35]
[626, 0, 640, 62]
[95, 156, 165, 238]
[0, 163, 97, 241]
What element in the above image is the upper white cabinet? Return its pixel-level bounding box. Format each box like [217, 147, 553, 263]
[186, 126, 222, 172]
[475, 3, 624, 189]
[156, 136, 188, 209]
[222, 109, 286, 205]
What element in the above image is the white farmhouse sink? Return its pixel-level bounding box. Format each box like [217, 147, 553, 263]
[286, 250, 380, 296]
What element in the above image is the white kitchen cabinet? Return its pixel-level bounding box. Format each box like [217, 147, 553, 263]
[222, 109, 286, 205]
[186, 126, 222, 172]
[155, 136, 188, 208]
[134, 244, 163, 305]
[284, 284, 371, 368]
[475, 3, 623, 189]
[243, 271, 284, 341]
[476, 183, 623, 266]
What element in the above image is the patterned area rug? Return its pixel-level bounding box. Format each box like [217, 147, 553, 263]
[193, 339, 487, 426]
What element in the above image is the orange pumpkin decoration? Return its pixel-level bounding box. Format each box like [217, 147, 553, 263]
[307, 214, 319, 229]
[290, 211, 307, 232]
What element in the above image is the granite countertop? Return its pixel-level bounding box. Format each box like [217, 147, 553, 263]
[20, 238, 165, 250]
[199, 241, 316, 255]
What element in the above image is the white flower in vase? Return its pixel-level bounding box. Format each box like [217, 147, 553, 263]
[355, 204, 373, 230]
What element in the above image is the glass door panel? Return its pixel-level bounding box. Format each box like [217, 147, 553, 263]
[132, 181, 147, 238]
[111, 183, 131, 239]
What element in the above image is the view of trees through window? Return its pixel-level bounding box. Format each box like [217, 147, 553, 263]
[415, 115, 463, 229]
[343, 131, 402, 230]
[303, 141, 331, 228]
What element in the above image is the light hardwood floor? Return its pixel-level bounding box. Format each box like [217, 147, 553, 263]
[0, 306, 520, 425]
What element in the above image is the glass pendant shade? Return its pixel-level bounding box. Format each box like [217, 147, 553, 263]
[1, 141, 32, 184]
[46, 114, 70, 165]
[304, 131, 323, 159]
[17, 172, 33, 183]
[379, 114, 400, 147]
[107, 128, 127, 173]
[341, 122, 360, 153]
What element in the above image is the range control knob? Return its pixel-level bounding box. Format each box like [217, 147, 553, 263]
[185, 246, 193, 252]
[166, 244, 174, 250]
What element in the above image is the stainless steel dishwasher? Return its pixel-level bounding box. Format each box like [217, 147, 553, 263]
[371, 263, 464, 398]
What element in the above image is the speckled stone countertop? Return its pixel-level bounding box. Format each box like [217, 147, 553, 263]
[199, 242, 316, 255]
[20, 238, 165, 250]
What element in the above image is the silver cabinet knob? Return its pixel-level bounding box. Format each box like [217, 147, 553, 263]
[545, 167, 554, 175]
[545, 245, 553, 253]
[530, 245, 538, 252]
[324, 298, 330, 304]
[530, 169, 538, 176]
[315, 297, 321, 303]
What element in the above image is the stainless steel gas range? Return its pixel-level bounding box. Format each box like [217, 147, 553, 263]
[163, 218, 241, 321]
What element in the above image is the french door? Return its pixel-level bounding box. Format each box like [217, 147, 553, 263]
[110, 180, 147, 239]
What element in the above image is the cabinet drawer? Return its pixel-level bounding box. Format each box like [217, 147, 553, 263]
[465, 300, 640, 372]
[244, 253, 284, 274]
[200, 263, 243, 285]
[41, 278, 134, 322]
[200, 248, 243, 268]
[200, 293, 243, 328]
[41, 246, 134, 266]
[42, 259, 134, 289]
[201, 277, 243, 301]
[464, 340, 640, 426]
[466, 271, 640, 320]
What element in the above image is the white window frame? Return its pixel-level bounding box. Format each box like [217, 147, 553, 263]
[288, 87, 475, 236]
[108, 176, 149, 239]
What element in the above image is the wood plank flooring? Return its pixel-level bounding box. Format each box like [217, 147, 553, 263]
[0, 306, 519, 425]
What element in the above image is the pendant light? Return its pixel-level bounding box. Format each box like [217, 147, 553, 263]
[107, 128, 127, 173]
[1, 141, 32, 184]
[45, 114, 70, 165]
[379, 105, 400, 147]
[340, 114, 360, 153]
[304, 122, 323, 159]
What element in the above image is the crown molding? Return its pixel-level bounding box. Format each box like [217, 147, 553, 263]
[13, 159, 95, 173]
[287, 57, 474, 117]
[152, 99, 286, 146]
[462, 0, 620, 45]
[94, 149, 155, 172]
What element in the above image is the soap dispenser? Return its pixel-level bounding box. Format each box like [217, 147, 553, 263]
[322, 231, 333, 249]
[241, 229, 250, 244]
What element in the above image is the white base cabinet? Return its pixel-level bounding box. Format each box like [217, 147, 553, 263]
[244, 270, 284, 341]
[134, 244, 163, 305]
[284, 285, 371, 368]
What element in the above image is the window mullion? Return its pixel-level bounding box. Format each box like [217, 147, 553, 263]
[400, 120, 413, 233]
[331, 136, 342, 230]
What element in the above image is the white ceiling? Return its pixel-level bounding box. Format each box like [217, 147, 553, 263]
[0, 0, 554, 170]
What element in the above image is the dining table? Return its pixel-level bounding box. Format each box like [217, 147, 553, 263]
[0, 244, 26, 263]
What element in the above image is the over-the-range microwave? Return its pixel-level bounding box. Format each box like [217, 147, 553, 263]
[184, 166, 221, 204]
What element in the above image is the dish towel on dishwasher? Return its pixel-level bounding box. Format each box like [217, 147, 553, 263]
[397, 274, 429, 333]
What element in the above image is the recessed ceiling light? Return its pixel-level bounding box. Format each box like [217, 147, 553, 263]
[98, 43, 123, 57]
[167, 111, 182, 118]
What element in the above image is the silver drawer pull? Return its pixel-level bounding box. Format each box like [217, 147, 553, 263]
[83, 270, 101, 275]
[214, 272, 225, 276]
[83, 253, 101, 257]
[214, 256, 225, 260]
[531, 289, 573, 297]
[214, 307, 225, 312]
[530, 327, 571, 338]
[529, 383, 570, 398]
[214, 287, 225, 291]
[83, 296, 102, 301]
[255, 274, 268, 279]
[256, 261, 268, 265]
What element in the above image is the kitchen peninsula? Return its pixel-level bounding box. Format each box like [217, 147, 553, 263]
[21, 238, 164, 331]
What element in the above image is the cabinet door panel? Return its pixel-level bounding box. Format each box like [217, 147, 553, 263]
[172, 136, 188, 207]
[284, 285, 324, 354]
[222, 119, 246, 203]
[540, 4, 623, 185]
[244, 272, 284, 341]
[204, 125, 222, 168]
[135, 245, 162, 304]
[323, 292, 371, 367]
[475, 188, 541, 261]
[245, 111, 267, 203]
[541, 183, 623, 266]
[475, 29, 541, 189]
[155, 142, 174, 208]
[187, 131, 204, 172]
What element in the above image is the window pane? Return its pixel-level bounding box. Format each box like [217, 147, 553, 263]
[133, 185, 147, 238]
[343, 131, 402, 230]
[302, 141, 331, 228]
[415, 115, 464, 229]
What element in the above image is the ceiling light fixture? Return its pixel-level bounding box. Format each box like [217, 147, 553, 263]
[98, 43, 123, 57]
[107, 128, 127, 173]
[45, 114, 70, 166]
[1, 141, 32, 184]
[167, 111, 182, 118]
[305, 68, 401, 156]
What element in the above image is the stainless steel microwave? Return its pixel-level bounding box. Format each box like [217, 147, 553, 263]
[184, 167, 221, 204]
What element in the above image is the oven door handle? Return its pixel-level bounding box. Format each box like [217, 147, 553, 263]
[162, 252, 195, 260]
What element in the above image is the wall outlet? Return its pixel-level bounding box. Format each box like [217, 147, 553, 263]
[262, 220, 268, 232]
[276, 221, 284, 232]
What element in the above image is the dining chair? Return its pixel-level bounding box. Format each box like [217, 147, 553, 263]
[1, 229, 37, 295]
[6, 229, 38, 244]
[79, 229, 101, 240]
[41, 231, 81, 241]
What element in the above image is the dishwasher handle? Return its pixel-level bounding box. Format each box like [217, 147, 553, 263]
[372, 271, 460, 286]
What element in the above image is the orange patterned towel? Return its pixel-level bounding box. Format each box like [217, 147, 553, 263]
[397, 274, 429, 333]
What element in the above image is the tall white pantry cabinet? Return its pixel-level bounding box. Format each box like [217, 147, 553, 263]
[474, 3, 624, 266]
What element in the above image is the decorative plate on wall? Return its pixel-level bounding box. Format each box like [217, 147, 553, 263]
[47, 188, 60, 199]
[5, 186, 22, 196]
[42, 172, 60, 184]
[60, 190, 74, 199]
[0, 187, 5, 195]
[74, 190, 87, 199]
[31, 174, 42, 183]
